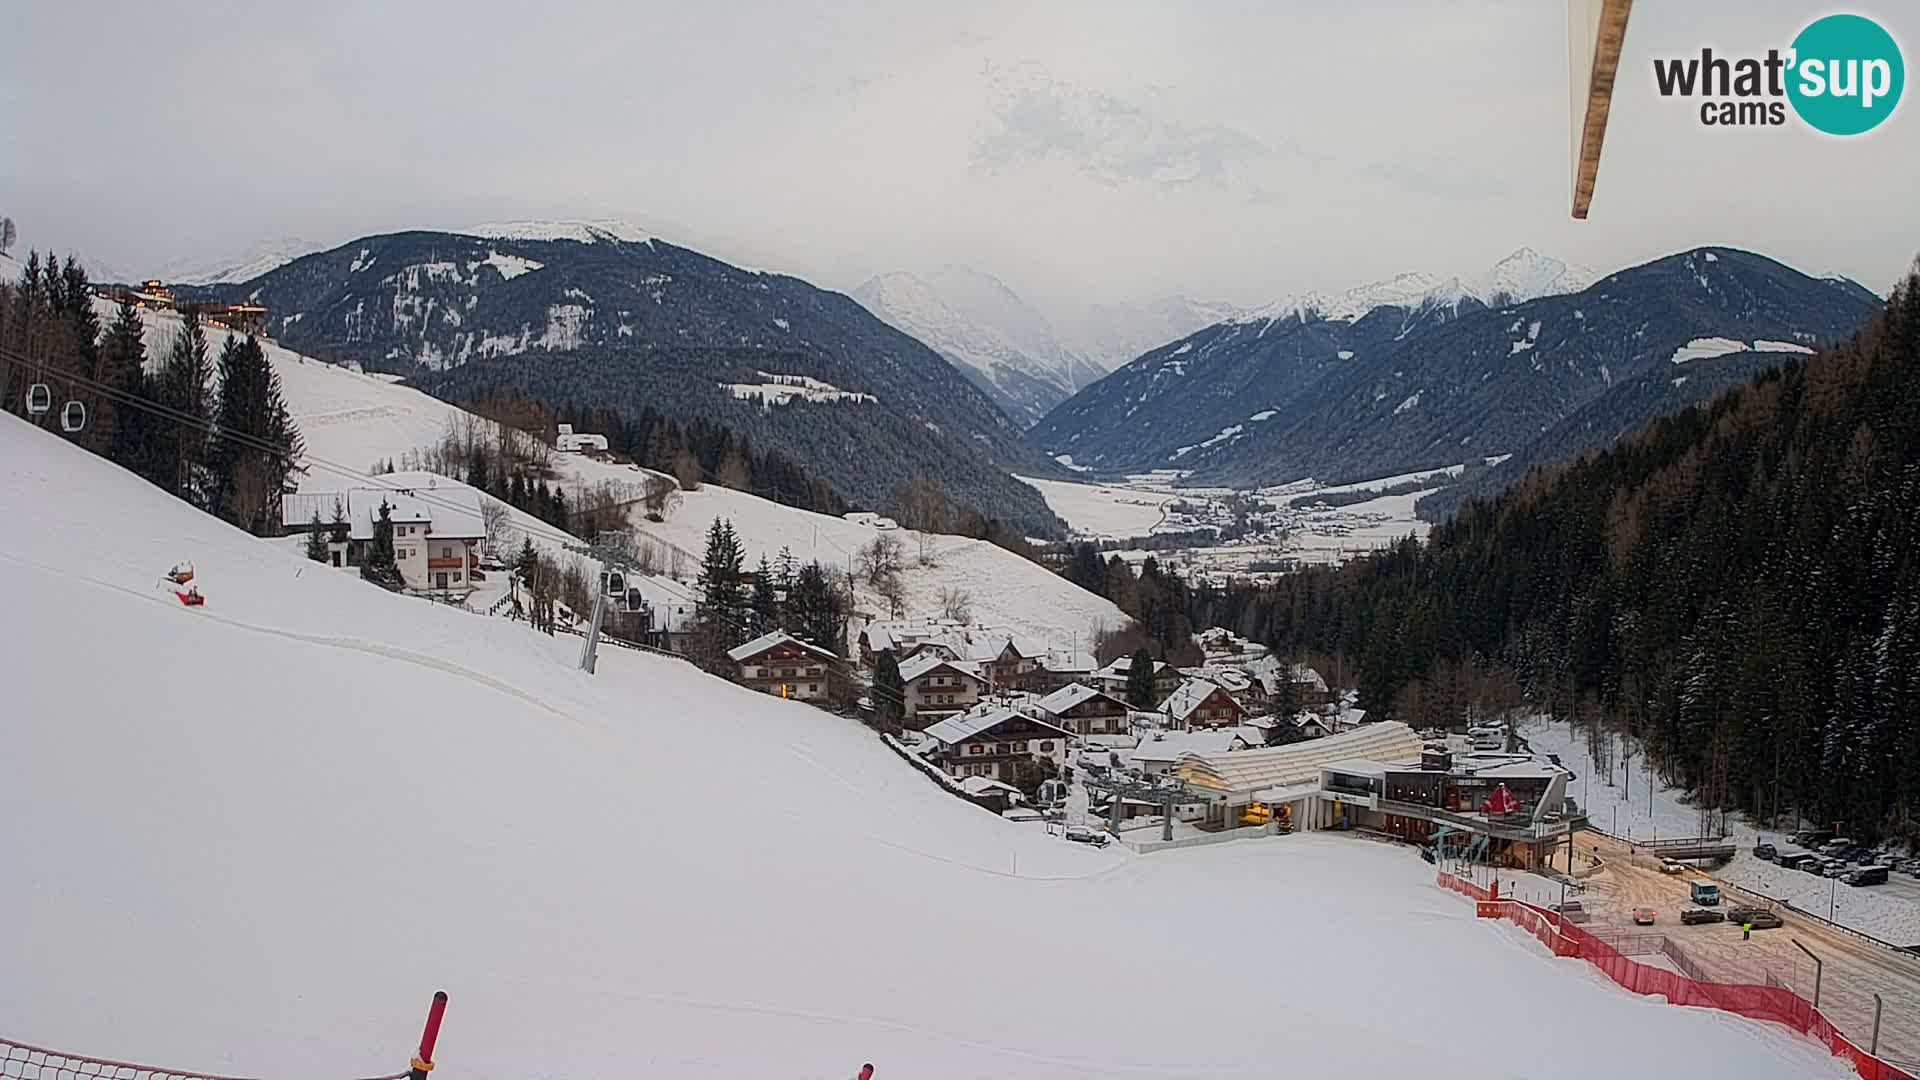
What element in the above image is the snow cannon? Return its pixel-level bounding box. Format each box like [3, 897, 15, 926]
[165, 562, 195, 585]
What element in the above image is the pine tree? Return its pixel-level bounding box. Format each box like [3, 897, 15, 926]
[750, 555, 778, 633]
[788, 560, 844, 657]
[692, 517, 747, 672]
[100, 296, 150, 473]
[328, 498, 351, 545]
[209, 335, 302, 534]
[1126, 647, 1157, 709]
[873, 649, 905, 733]
[359, 500, 405, 590]
[305, 512, 330, 562]
[153, 309, 214, 505]
[775, 545, 797, 594]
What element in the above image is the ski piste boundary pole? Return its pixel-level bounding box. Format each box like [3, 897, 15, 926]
[409, 991, 448, 1080]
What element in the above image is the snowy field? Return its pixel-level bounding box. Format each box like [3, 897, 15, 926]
[0, 416, 1855, 1080]
[105, 306, 1125, 649]
[1524, 717, 1920, 945]
[1015, 475, 1176, 539]
[1019, 469, 1438, 574]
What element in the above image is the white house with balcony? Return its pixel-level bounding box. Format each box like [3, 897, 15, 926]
[283, 480, 486, 593]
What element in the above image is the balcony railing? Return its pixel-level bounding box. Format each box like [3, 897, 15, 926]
[1376, 797, 1585, 841]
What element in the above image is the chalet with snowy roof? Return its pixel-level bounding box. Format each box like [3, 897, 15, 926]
[283, 482, 484, 593]
[922, 708, 1072, 782]
[727, 631, 839, 702]
[1197, 626, 1270, 662]
[554, 423, 609, 454]
[1034, 647, 1098, 691]
[1089, 656, 1182, 702]
[1033, 683, 1130, 737]
[898, 653, 988, 727]
[964, 633, 1048, 692]
[1126, 730, 1241, 777]
[1161, 678, 1246, 730]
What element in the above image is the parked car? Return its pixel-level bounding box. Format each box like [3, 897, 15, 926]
[1752, 842, 1777, 861]
[1681, 907, 1727, 925]
[1822, 860, 1850, 878]
[1552, 900, 1591, 924]
[1660, 858, 1687, 875]
[1063, 825, 1111, 848]
[1777, 852, 1814, 871]
[1872, 853, 1900, 867]
[1632, 907, 1658, 926]
[1805, 857, 1835, 875]
[1793, 829, 1834, 847]
[1726, 906, 1784, 930]
[1846, 865, 1890, 886]
[1820, 838, 1855, 855]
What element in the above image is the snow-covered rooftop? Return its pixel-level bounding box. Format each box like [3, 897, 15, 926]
[726, 630, 838, 664]
[922, 707, 1070, 747]
[898, 652, 983, 684]
[1033, 682, 1119, 715]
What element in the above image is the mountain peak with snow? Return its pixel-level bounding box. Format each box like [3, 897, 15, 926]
[461, 219, 656, 246]
[1475, 247, 1595, 306]
[854, 265, 1109, 427]
[1236, 249, 1595, 330]
[165, 237, 324, 285]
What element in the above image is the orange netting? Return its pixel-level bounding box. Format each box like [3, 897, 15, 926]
[1438, 871, 1916, 1080]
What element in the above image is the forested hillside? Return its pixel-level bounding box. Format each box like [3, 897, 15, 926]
[1194, 265, 1920, 845]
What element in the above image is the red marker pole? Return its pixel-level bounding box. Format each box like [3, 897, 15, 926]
[410, 991, 448, 1080]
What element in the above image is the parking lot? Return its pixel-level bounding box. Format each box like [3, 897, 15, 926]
[1570, 832, 1920, 1070]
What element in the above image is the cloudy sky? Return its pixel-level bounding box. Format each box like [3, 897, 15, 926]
[4, 0, 1916, 321]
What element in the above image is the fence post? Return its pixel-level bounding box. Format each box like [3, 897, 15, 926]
[410, 991, 448, 1080]
[1791, 939, 1822, 1009]
[1870, 992, 1882, 1056]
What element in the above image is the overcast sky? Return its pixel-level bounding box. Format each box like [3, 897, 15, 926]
[4, 0, 1916, 318]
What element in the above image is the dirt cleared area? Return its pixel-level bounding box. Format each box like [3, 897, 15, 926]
[1566, 832, 1920, 1070]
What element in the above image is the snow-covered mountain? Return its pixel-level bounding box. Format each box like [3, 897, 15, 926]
[853, 266, 1107, 427]
[1030, 247, 1880, 496]
[1063, 294, 1244, 374]
[1234, 249, 1595, 328]
[184, 225, 1065, 536]
[163, 237, 324, 285]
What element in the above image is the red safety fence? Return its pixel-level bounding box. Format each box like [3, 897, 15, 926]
[1438, 872, 1915, 1080]
[3, 992, 446, 1080]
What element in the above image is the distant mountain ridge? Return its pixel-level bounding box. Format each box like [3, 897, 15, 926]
[192, 224, 1065, 536]
[854, 267, 1105, 427]
[1028, 247, 1881, 500]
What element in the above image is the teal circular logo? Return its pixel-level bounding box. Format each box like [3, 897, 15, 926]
[1787, 14, 1904, 135]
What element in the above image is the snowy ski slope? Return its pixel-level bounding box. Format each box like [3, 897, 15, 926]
[0, 414, 1853, 1080]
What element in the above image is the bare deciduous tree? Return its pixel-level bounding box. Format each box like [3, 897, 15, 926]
[0, 217, 15, 257]
[480, 498, 516, 561]
[859, 535, 904, 585]
[937, 586, 972, 623]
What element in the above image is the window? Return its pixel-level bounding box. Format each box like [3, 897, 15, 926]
[1014, 741, 1028, 752]
[808, 683, 819, 693]
[969, 744, 985, 755]
[441, 546, 453, 558]
[1039, 741, 1054, 752]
